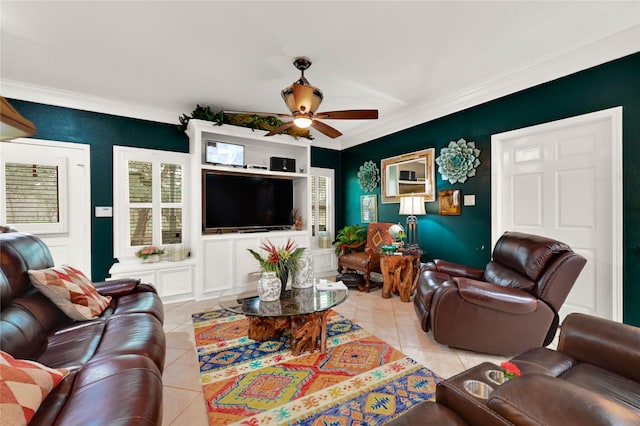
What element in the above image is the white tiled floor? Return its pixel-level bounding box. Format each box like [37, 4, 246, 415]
[161, 286, 508, 425]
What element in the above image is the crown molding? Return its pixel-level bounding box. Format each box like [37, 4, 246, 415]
[339, 25, 640, 150]
[0, 80, 181, 125]
[2, 25, 638, 151]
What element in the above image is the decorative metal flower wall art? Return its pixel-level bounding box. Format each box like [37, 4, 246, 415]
[357, 160, 380, 192]
[435, 138, 481, 184]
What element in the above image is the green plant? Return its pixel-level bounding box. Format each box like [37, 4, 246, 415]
[177, 105, 314, 140]
[333, 224, 367, 256]
[248, 239, 305, 277]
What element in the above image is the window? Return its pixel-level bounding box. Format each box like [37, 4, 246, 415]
[310, 167, 334, 247]
[1, 154, 68, 234]
[114, 147, 189, 259]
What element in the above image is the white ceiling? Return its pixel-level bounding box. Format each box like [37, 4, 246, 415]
[1, 1, 639, 150]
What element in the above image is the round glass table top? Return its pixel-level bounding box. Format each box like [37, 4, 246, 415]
[218, 285, 349, 317]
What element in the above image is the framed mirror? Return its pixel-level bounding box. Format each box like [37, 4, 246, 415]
[381, 148, 435, 203]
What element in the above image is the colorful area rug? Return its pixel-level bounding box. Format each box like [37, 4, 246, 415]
[192, 308, 442, 425]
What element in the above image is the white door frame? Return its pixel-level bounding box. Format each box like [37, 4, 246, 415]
[0, 138, 92, 275]
[491, 107, 623, 321]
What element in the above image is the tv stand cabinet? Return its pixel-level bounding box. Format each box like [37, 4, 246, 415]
[187, 120, 312, 299]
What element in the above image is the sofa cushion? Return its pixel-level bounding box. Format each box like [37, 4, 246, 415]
[0, 350, 69, 425]
[561, 363, 640, 415]
[28, 265, 111, 321]
[31, 355, 162, 426]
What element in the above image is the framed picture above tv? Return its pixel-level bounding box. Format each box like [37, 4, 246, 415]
[204, 140, 244, 167]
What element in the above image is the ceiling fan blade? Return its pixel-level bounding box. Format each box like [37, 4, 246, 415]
[264, 121, 296, 137]
[315, 110, 379, 120]
[223, 110, 292, 119]
[311, 120, 342, 139]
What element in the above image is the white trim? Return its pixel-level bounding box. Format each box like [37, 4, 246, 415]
[339, 25, 640, 150]
[1, 26, 637, 151]
[491, 106, 623, 322]
[112, 146, 190, 263]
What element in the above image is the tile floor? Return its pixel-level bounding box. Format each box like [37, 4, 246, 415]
[161, 286, 511, 425]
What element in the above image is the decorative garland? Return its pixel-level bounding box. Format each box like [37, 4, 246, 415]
[435, 138, 481, 184]
[178, 105, 313, 140]
[357, 160, 380, 192]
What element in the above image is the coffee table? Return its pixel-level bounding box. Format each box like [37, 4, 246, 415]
[218, 285, 349, 355]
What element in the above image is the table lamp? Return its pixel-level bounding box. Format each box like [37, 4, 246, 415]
[399, 193, 426, 248]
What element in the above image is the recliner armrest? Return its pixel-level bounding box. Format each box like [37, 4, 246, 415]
[488, 374, 639, 426]
[431, 259, 485, 280]
[559, 313, 640, 383]
[454, 277, 538, 314]
[93, 278, 141, 297]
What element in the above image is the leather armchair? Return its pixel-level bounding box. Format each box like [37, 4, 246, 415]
[337, 222, 394, 292]
[414, 231, 586, 355]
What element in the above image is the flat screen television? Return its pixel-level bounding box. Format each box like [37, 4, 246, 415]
[202, 171, 294, 232]
[204, 140, 244, 167]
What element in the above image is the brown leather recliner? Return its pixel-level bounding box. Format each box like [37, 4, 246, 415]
[337, 222, 394, 292]
[414, 231, 586, 355]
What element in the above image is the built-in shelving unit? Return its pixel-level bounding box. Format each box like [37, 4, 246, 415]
[187, 120, 312, 300]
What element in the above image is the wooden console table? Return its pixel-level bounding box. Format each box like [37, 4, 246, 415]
[381, 254, 420, 302]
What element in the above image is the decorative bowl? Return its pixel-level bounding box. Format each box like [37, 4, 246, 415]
[380, 245, 398, 254]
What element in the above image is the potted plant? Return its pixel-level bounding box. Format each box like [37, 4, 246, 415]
[136, 246, 165, 263]
[333, 224, 367, 256]
[248, 239, 305, 297]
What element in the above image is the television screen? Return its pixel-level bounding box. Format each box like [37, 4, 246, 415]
[203, 171, 293, 231]
[205, 141, 244, 167]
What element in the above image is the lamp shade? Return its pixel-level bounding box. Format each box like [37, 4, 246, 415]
[1, 97, 36, 141]
[399, 194, 426, 216]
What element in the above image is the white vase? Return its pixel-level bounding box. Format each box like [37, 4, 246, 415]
[257, 271, 281, 301]
[142, 254, 160, 263]
[293, 248, 313, 289]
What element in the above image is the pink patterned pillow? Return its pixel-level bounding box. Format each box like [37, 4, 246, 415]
[0, 350, 69, 425]
[28, 265, 112, 321]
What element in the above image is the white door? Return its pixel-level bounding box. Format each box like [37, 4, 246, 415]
[491, 107, 623, 322]
[0, 139, 92, 275]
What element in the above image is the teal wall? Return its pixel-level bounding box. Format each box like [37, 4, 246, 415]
[6, 100, 340, 281]
[7, 100, 189, 281]
[340, 52, 640, 325]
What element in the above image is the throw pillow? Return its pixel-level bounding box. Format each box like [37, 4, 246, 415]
[28, 265, 112, 321]
[0, 351, 69, 425]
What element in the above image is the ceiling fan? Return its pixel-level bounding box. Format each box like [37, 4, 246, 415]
[224, 57, 378, 139]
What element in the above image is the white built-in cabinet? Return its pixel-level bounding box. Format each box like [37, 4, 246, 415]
[187, 120, 312, 300]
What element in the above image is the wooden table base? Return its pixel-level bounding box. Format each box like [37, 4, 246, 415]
[247, 311, 330, 356]
[381, 255, 418, 302]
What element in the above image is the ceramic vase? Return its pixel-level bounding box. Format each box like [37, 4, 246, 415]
[293, 248, 313, 289]
[257, 271, 281, 302]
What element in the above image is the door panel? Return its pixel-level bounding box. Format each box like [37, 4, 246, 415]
[492, 108, 622, 321]
[0, 139, 91, 275]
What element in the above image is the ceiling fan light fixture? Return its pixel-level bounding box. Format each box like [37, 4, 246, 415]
[293, 116, 312, 128]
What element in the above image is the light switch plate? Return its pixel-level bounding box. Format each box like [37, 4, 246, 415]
[95, 206, 113, 217]
[463, 195, 476, 206]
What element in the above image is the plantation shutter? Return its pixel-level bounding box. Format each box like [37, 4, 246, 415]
[311, 175, 328, 237]
[4, 163, 60, 224]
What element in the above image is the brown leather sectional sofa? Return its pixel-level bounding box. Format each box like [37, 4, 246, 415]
[390, 313, 640, 425]
[0, 231, 166, 425]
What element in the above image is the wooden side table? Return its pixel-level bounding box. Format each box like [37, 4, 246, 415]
[380, 254, 420, 302]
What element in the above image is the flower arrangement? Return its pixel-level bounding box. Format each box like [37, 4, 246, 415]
[248, 239, 304, 292]
[500, 361, 522, 380]
[135, 246, 165, 260]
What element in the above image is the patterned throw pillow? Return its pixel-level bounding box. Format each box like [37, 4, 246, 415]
[28, 265, 112, 321]
[0, 351, 68, 425]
